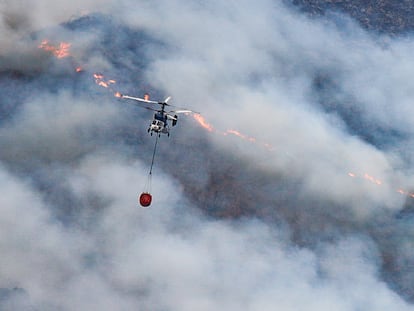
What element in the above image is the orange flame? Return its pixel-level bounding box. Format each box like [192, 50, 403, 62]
[94, 73, 116, 88]
[193, 114, 214, 132]
[38, 40, 71, 59]
[348, 172, 414, 198]
[38, 40, 83, 73]
[225, 129, 256, 142]
[364, 173, 382, 185]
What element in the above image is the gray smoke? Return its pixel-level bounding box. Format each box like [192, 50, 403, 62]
[1, 0, 414, 310]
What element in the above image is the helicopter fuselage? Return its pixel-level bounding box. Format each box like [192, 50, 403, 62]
[148, 112, 170, 135]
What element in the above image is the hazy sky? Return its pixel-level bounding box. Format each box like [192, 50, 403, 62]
[1, 0, 414, 310]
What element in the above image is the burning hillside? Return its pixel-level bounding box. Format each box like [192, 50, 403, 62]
[1, 1, 414, 310]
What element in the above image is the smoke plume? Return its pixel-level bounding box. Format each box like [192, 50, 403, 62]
[1, 0, 414, 309]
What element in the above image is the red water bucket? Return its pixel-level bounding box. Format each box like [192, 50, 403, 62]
[139, 192, 152, 207]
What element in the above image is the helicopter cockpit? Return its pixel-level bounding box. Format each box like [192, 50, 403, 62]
[149, 119, 165, 133]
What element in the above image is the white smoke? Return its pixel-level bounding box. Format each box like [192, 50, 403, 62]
[0, 0, 414, 309]
[117, 0, 414, 214]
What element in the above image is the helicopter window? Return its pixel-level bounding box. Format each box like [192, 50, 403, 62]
[151, 120, 164, 127]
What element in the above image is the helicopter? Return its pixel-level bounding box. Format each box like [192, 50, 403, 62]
[116, 93, 195, 137]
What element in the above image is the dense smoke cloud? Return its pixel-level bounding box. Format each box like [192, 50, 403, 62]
[1, 0, 414, 309]
[117, 0, 414, 213]
[0, 0, 112, 33]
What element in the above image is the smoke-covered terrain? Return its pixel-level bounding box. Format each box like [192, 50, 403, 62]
[1, 0, 414, 309]
[292, 0, 414, 34]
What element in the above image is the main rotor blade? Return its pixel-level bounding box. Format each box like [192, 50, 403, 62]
[171, 109, 193, 114]
[123, 102, 160, 112]
[166, 114, 177, 120]
[121, 95, 159, 104]
[119, 94, 198, 114]
[169, 109, 199, 114]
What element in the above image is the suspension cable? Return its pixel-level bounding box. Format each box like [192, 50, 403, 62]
[149, 134, 159, 176]
[143, 134, 159, 193]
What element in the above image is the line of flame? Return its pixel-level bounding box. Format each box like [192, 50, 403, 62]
[192, 114, 214, 132]
[37, 39, 414, 200]
[192, 114, 413, 199]
[348, 171, 414, 197]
